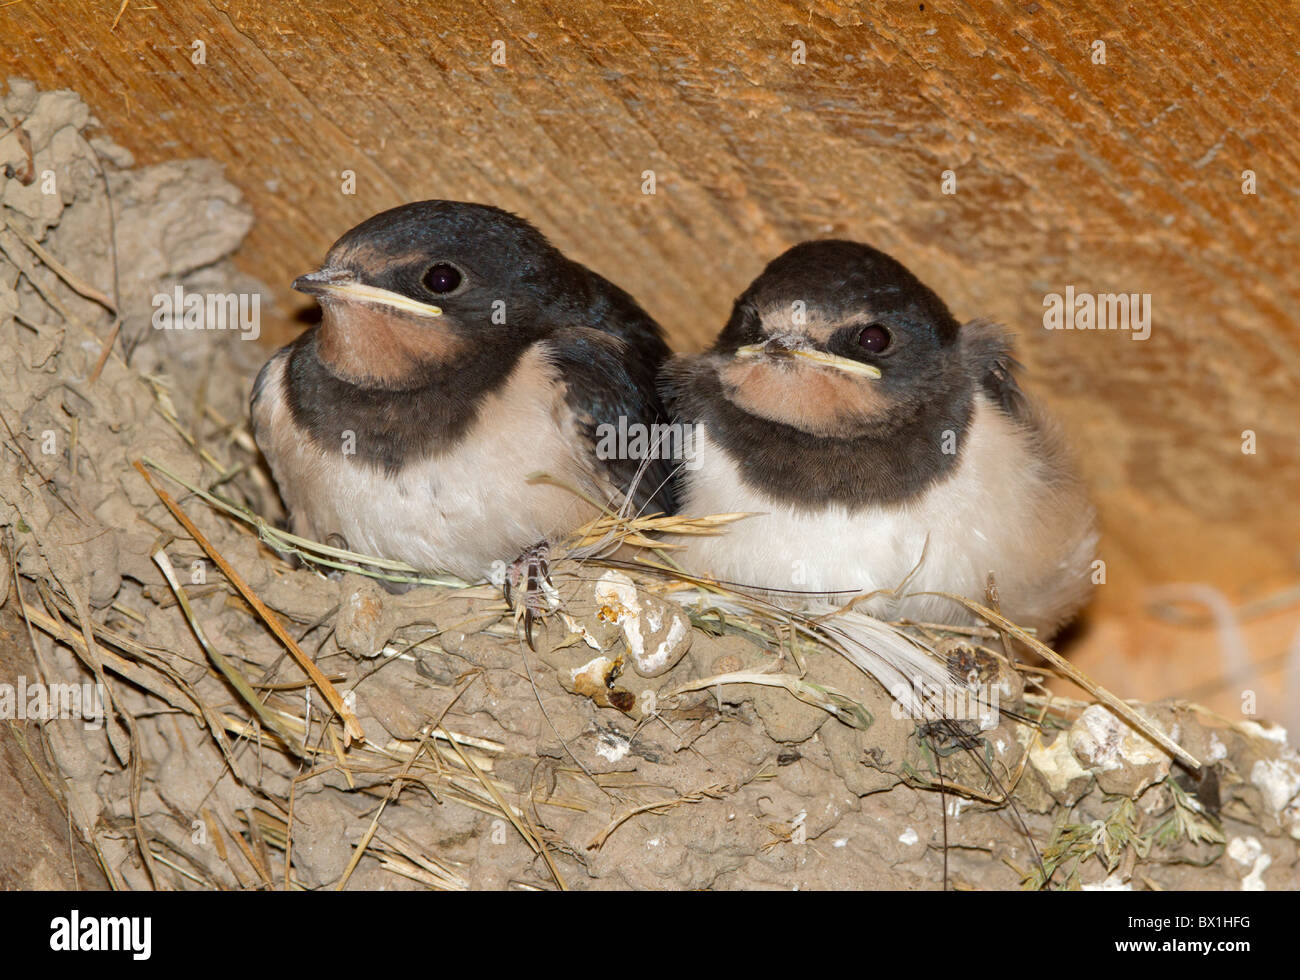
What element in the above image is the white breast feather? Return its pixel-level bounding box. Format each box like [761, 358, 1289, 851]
[252, 345, 602, 580]
[677, 394, 1097, 637]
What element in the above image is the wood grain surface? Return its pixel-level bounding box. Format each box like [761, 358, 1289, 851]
[4, 1, 1298, 705]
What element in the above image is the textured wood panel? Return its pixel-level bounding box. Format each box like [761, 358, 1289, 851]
[4, 2, 1299, 696]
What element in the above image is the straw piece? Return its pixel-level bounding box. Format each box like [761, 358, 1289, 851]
[132, 459, 366, 743]
[152, 548, 306, 757]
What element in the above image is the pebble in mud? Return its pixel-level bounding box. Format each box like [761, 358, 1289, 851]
[335, 575, 388, 658]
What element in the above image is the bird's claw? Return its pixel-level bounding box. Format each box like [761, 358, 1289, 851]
[503, 542, 560, 649]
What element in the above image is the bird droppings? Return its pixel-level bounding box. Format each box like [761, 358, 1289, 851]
[1024, 728, 1093, 803]
[1239, 720, 1289, 744]
[595, 732, 631, 763]
[559, 611, 602, 650]
[1226, 836, 1271, 891]
[1249, 756, 1300, 816]
[1080, 874, 1132, 891]
[594, 569, 692, 677]
[1069, 704, 1172, 797]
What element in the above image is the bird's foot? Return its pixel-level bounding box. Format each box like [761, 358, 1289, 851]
[502, 541, 560, 649]
[306, 532, 350, 580]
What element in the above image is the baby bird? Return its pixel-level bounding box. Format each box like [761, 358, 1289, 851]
[252, 201, 675, 597]
[662, 240, 1097, 640]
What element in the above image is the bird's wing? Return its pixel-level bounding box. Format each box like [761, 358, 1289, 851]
[959, 318, 1029, 419]
[542, 326, 678, 518]
[249, 347, 291, 465]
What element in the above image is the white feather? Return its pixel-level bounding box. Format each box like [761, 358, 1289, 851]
[675, 590, 953, 718]
[675, 393, 1097, 639]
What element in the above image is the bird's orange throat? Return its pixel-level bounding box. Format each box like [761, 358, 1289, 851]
[315, 300, 464, 387]
[717, 358, 888, 438]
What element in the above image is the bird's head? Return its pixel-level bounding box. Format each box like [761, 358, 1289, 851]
[294, 201, 570, 387]
[709, 240, 967, 438]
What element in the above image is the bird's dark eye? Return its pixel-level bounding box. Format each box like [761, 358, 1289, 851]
[857, 325, 891, 353]
[422, 262, 462, 294]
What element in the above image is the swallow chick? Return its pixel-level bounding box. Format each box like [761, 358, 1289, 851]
[251, 201, 676, 625]
[662, 240, 1097, 640]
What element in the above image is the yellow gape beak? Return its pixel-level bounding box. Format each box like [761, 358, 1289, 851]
[292, 269, 443, 319]
[734, 338, 882, 379]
